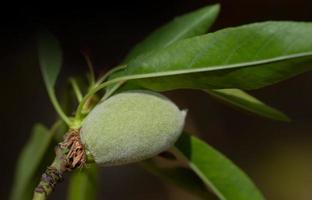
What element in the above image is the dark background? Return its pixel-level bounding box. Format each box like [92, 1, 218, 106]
[1, 0, 312, 199]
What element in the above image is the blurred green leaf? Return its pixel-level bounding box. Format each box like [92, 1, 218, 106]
[174, 133, 265, 200]
[38, 31, 70, 124]
[141, 160, 217, 199]
[109, 22, 312, 91]
[10, 124, 53, 200]
[38, 31, 62, 88]
[67, 164, 99, 200]
[206, 89, 290, 121]
[124, 4, 220, 62]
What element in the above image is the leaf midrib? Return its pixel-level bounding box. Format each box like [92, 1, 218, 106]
[165, 5, 218, 47]
[172, 146, 227, 200]
[110, 51, 312, 83]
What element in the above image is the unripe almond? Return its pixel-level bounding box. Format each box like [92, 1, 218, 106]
[80, 90, 186, 166]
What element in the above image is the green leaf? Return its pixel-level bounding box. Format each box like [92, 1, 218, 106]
[124, 4, 220, 62]
[206, 89, 290, 121]
[67, 164, 99, 200]
[104, 4, 220, 96]
[141, 160, 217, 199]
[174, 133, 265, 200]
[38, 31, 62, 88]
[10, 124, 53, 200]
[119, 5, 288, 123]
[109, 21, 312, 91]
[38, 31, 70, 125]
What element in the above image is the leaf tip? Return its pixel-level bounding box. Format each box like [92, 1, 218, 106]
[276, 113, 292, 122]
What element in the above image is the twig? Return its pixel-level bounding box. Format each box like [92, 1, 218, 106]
[32, 129, 86, 200]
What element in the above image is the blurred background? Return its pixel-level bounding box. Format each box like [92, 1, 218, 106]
[1, 0, 312, 199]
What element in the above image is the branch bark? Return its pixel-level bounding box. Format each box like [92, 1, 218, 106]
[32, 129, 86, 200]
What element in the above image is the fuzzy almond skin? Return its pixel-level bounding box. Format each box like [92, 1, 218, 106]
[80, 90, 186, 166]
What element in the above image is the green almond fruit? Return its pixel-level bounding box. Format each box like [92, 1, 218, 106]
[80, 90, 186, 166]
